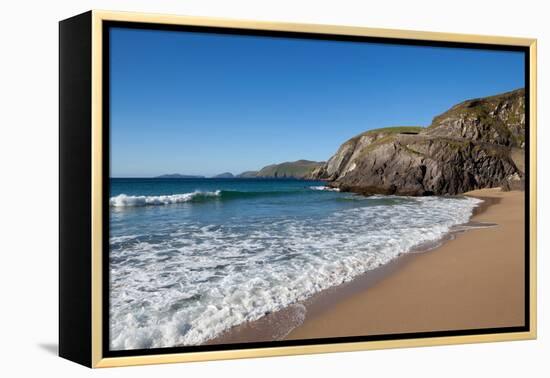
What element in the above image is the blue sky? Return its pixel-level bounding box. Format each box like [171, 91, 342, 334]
[110, 27, 525, 177]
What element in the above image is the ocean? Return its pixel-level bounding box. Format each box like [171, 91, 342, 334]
[109, 177, 482, 350]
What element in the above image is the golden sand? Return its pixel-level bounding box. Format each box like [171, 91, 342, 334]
[286, 189, 525, 339]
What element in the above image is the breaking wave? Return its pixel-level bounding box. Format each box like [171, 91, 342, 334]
[110, 187, 339, 207]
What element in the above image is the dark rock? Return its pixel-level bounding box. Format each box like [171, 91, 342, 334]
[313, 89, 525, 196]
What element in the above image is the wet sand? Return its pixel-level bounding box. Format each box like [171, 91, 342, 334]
[209, 188, 525, 344]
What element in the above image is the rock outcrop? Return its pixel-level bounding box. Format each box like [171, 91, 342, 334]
[312, 89, 525, 196]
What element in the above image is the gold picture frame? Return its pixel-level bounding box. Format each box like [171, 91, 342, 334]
[59, 10, 537, 368]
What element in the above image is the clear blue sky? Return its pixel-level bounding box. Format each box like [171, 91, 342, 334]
[110, 27, 525, 177]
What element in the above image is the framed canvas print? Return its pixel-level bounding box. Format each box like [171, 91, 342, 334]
[59, 10, 537, 368]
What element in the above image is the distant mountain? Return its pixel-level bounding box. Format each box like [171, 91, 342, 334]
[238, 160, 324, 179]
[213, 172, 234, 178]
[237, 171, 259, 178]
[155, 174, 205, 179]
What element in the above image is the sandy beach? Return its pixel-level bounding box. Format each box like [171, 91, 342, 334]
[210, 188, 525, 344]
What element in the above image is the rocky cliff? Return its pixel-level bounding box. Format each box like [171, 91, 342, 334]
[312, 88, 525, 195]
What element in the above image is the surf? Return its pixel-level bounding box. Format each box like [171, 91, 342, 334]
[109, 188, 325, 207]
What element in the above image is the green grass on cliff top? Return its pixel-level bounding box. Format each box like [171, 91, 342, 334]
[366, 126, 425, 134]
[350, 126, 424, 142]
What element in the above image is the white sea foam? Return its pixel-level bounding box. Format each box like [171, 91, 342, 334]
[110, 191, 221, 207]
[109, 195, 482, 350]
[309, 185, 340, 192]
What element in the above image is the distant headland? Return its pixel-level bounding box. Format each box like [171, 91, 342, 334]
[155, 174, 206, 179]
[155, 160, 325, 180]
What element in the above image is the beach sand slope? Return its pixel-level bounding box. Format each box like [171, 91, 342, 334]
[285, 188, 525, 340]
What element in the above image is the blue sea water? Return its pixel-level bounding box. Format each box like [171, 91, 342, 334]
[109, 178, 482, 350]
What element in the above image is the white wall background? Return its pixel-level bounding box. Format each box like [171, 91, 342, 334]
[1, 0, 547, 376]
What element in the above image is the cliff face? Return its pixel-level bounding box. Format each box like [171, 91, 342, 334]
[312, 89, 525, 196]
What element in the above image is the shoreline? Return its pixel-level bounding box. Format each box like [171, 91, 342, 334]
[207, 188, 525, 345]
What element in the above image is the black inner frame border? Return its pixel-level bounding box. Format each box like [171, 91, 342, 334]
[102, 20, 531, 359]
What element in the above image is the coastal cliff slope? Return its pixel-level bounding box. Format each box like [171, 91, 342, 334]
[311, 88, 525, 195]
